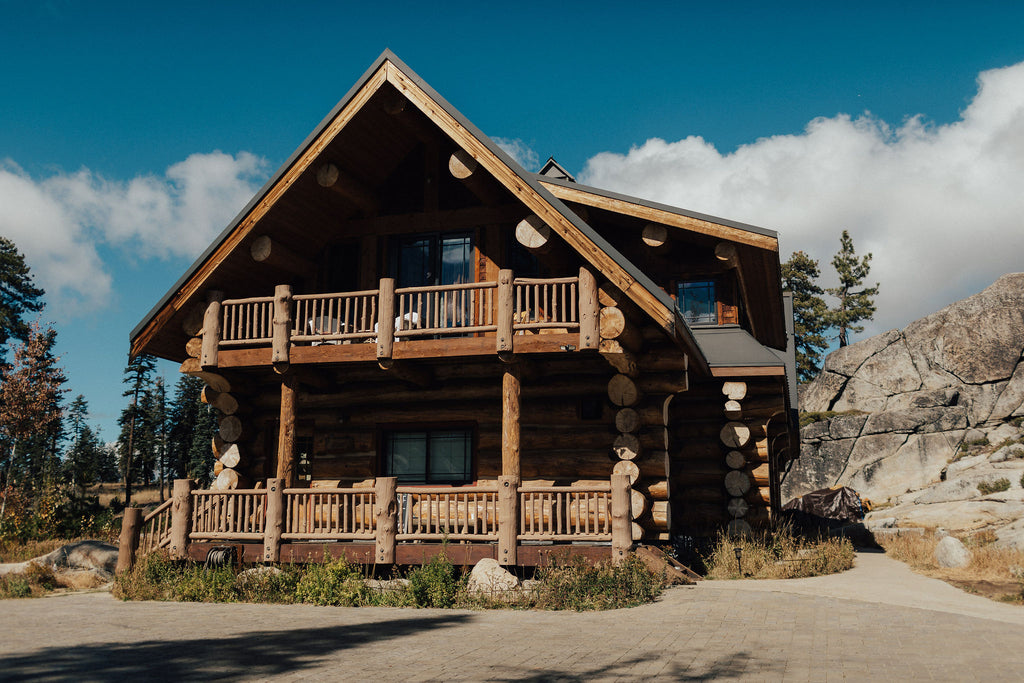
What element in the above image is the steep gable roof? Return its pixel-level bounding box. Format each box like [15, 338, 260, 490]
[130, 50, 709, 372]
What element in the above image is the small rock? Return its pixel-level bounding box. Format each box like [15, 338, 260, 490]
[466, 558, 519, 594]
[934, 536, 971, 568]
[235, 565, 282, 588]
[865, 516, 897, 530]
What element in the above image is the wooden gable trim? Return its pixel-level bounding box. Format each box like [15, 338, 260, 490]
[539, 180, 779, 252]
[130, 66, 390, 358]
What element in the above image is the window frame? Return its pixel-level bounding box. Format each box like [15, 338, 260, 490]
[677, 279, 718, 325]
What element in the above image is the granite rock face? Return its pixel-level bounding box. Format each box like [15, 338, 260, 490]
[785, 274, 1024, 547]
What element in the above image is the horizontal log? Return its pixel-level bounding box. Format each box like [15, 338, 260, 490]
[219, 415, 244, 443]
[612, 460, 640, 484]
[613, 433, 641, 461]
[516, 215, 553, 252]
[597, 283, 644, 321]
[637, 347, 689, 373]
[179, 359, 231, 393]
[181, 303, 206, 337]
[608, 374, 642, 407]
[599, 340, 639, 377]
[641, 223, 669, 249]
[202, 386, 240, 416]
[218, 443, 242, 469]
[211, 468, 250, 491]
[615, 408, 641, 434]
[724, 469, 751, 496]
[635, 479, 669, 501]
[631, 489, 650, 518]
[639, 374, 689, 395]
[715, 242, 739, 268]
[728, 497, 749, 519]
[185, 336, 203, 359]
[722, 381, 747, 400]
[745, 486, 771, 505]
[720, 421, 751, 448]
[316, 163, 379, 215]
[249, 235, 311, 274]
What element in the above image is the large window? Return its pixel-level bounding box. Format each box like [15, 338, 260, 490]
[395, 232, 473, 288]
[678, 281, 717, 325]
[382, 429, 473, 484]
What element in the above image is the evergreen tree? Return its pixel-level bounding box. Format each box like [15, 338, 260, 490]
[117, 354, 156, 506]
[0, 323, 66, 518]
[781, 251, 830, 383]
[187, 403, 217, 487]
[826, 230, 879, 347]
[0, 237, 45, 361]
[150, 377, 168, 500]
[167, 375, 205, 479]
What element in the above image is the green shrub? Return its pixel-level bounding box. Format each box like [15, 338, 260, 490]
[529, 555, 662, 610]
[978, 478, 1011, 495]
[295, 556, 369, 606]
[0, 575, 33, 598]
[407, 553, 463, 608]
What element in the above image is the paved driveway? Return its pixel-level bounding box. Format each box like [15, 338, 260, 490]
[1, 552, 1022, 681]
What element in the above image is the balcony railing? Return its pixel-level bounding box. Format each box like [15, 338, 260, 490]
[200, 268, 599, 367]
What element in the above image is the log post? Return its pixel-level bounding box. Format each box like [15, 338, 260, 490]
[496, 269, 514, 354]
[115, 507, 142, 574]
[271, 284, 292, 372]
[502, 363, 521, 478]
[498, 474, 519, 566]
[169, 479, 195, 560]
[374, 476, 398, 565]
[599, 307, 643, 351]
[611, 473, 632, 565]
[578, 267, 599, 350]
[263, 478, 284, 562]
[276, 373, 298, 487]
[200, 290, 223, 370]
[377, 277, 396, 360]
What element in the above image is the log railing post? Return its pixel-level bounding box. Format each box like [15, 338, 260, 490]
[263, 478, 284, 562]
[271, 284, 292, 371]
[169, 479, 195, 560]
[496, 269, 514, 354]
[200, 290, 224, 369]
[377, 278, 396, 361]
[115, 507, 143, 574]
[578, 267, 599, 350]
[498, 475, 519, 566]
[611, 473, 632, 565]
[374, 477, 398, 565]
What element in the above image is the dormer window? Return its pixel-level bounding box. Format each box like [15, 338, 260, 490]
[678, 280, 717, 325]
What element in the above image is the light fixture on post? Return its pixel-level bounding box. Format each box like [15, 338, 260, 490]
[734, 545, 743, 577]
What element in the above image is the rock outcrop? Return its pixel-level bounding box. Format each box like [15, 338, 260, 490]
[784, 273, 1024, 547]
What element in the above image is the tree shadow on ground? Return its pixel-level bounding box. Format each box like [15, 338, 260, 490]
[0, 613, 473, 681]
[489, 650, 782, 681]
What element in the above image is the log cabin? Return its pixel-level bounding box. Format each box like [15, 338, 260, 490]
[123, 50, 798, 569]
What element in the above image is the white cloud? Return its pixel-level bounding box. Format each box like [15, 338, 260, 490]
[493, 137, 540, 172]
[0, 152, 267, 318]
[580, 61, 1024, 337]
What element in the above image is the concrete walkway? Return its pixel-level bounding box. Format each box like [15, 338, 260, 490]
[0, 552, 1022, 681]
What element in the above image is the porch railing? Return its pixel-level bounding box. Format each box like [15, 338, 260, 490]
[138, 499, 173, 557]
[282, 487, 376, 541]
[117, 474, 631, 570]
[205, 268, 599, 364]
[397, 485, 500, 541]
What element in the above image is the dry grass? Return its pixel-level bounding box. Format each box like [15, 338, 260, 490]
[878, 530, 1024, 603]
[85, 483, 166, 507]
[0, 538, 71, 564]
[704, 522, 855, 580]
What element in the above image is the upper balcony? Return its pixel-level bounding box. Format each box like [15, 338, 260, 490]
[197, 268, 600, 372]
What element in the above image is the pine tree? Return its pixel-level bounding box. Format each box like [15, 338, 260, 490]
[117, 354, 156, 506]
[0, 237, 45, 361]
[167, 375, 205, 479]
[826, 230, 879, 347]
[187, 403, 217, 487]
[781, 251, 830, 383]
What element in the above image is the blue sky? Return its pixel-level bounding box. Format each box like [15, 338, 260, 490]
[3, 1, 1024, 440]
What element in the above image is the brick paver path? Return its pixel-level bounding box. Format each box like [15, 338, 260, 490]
[1, 552, 1022, 681]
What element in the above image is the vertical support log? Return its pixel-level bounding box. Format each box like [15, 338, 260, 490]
[502, 362, 521, 478]
[375, 476, 398, 565]
[169, 479, 195, 560]
[377, 277, 395, 360]
[115, 507, 142, 574]
[498, 474, 519, 566]
[263, 478, 284, 562]
[200, 290, 223, 370]
[496, 269, 514, 354]
[611, 473, 632, 565]
[271, 284, 292, 371]
[578, 267, 599, 350]
[276, 373, 298, 487]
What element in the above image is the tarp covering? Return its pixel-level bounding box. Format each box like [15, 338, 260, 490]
[782, 487, 865, 523]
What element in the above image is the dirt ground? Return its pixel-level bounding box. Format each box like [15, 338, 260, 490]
[945, 577, 1024, 603]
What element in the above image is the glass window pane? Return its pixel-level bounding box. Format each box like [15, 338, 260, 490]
[428, 431, 470, 482]
[679, 281, 717, 324]
[440, 235, 472, 286]
[387, 431, 427, 482]
[399, 238, 431, 288]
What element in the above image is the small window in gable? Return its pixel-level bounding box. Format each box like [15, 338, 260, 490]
[678, 281, 717, 325]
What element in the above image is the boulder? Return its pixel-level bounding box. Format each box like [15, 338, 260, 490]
[934, 536, 971, 568]
[466, 558, 519, 594]
[800, 371, 847, 413]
